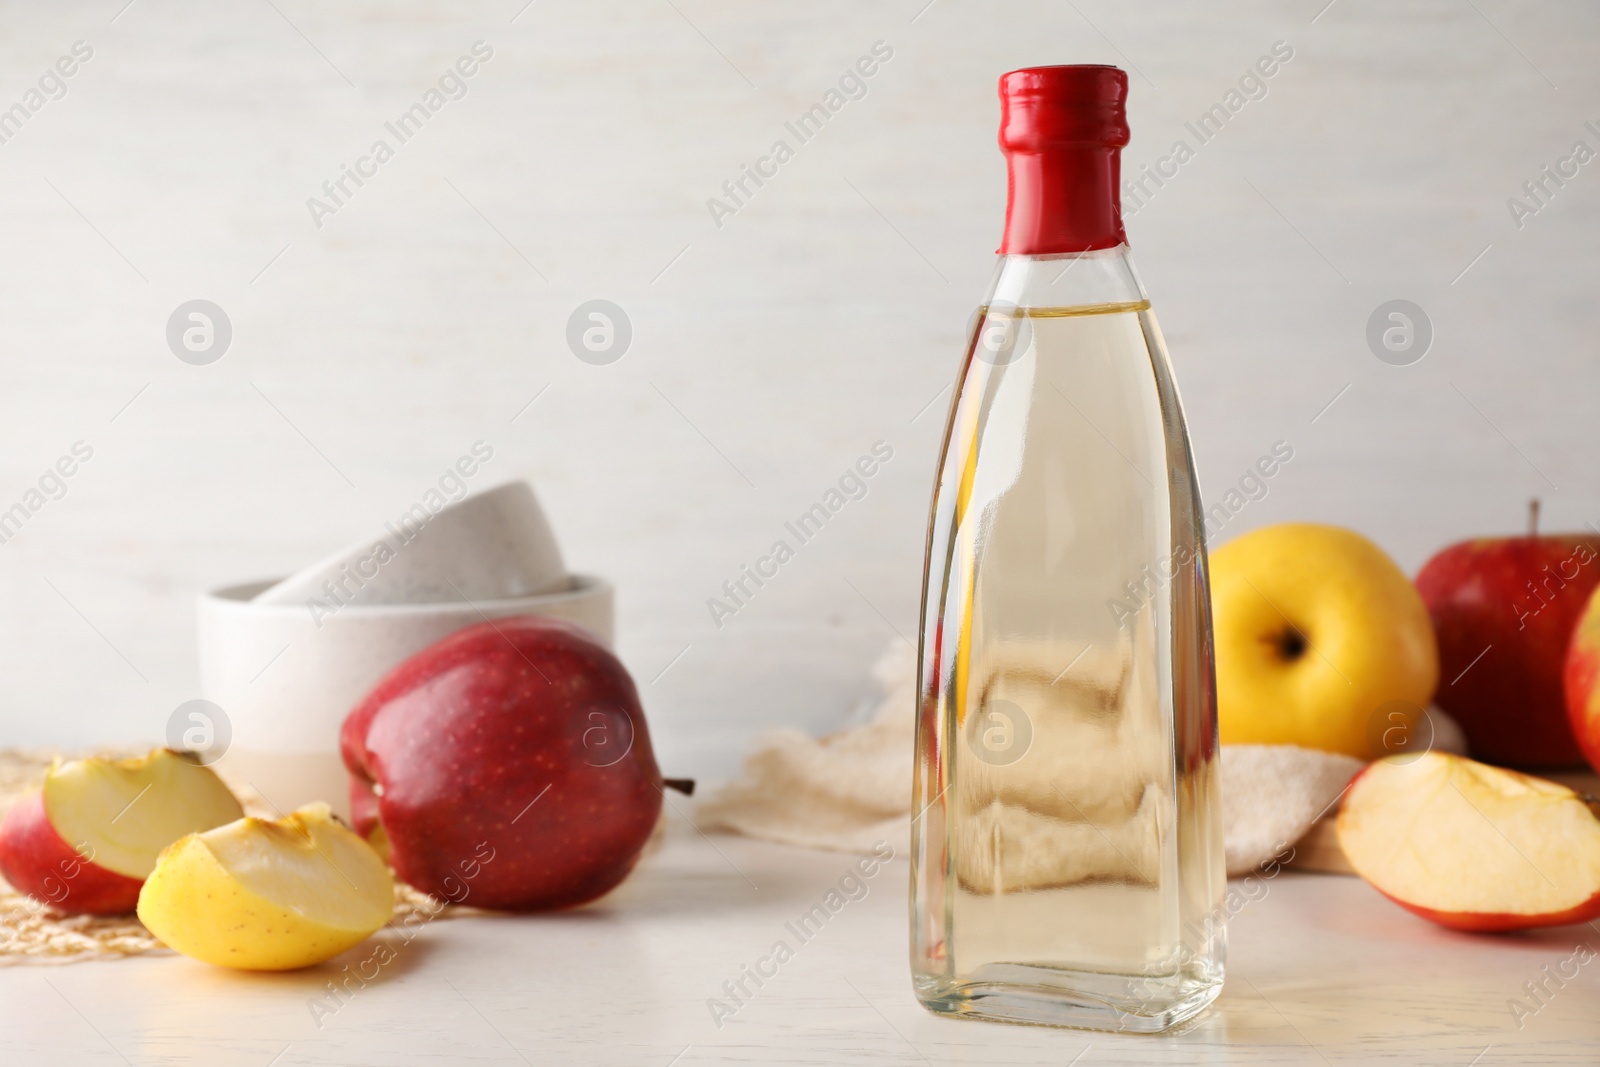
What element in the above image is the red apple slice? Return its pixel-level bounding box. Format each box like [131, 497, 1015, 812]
[1337, 752, 1600, 931]
[0, 749, 244, 915]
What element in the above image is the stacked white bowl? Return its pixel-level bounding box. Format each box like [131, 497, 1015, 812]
[196, 482, 612, 818]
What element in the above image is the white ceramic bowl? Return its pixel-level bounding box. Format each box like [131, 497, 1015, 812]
[197, 573, 613, 817]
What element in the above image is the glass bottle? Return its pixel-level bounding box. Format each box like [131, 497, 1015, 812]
[909, 65, 1225, 1033]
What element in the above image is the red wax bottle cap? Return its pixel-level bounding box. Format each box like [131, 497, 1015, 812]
[997, 65, 1130, 255]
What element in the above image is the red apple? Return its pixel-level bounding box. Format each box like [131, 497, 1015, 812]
[340, 616, 663, 911]
[1414, 502, 1598, 767]
[1337, 752, 1600, 932]
[0, 749, 243, 915]
[1562, 587, 1600, 773]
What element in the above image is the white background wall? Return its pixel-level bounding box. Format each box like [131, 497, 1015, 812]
[0, 0, 1595, 780]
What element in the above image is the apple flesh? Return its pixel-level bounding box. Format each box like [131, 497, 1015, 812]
[1337, 751, 1600, 931]
[1415, 523, 1599, 767]
[341, 616, 663, 911]
[138, 803, 393, 970]
[0, 749, 243, 915]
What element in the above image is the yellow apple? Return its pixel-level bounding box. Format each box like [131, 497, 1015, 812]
[137, 803, 393, 970]
[1210, 522, 1438, 759]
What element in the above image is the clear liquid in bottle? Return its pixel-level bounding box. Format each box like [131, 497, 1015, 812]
[909, 66, 1225, 1034]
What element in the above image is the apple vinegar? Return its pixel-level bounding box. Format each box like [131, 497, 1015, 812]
[910, 66, 1225, 1032]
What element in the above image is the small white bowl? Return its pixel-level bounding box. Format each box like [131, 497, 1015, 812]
[197, 573, 613, 817]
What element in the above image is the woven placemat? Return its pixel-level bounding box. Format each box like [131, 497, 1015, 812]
[0, 748, 461, 966]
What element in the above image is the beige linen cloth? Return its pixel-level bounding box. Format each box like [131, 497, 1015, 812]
[699, 641, 1461, 878]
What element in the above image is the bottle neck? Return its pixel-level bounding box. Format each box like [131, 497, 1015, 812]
[987, 244, 1147, 311]
[999, 144, 1126, 255]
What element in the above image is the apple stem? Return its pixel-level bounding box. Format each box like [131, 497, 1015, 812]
[663, 777, 696, 796]
[1529, 498, 1540, 536]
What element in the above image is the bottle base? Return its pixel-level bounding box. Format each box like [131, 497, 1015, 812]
[914, 963, 1222, 1034]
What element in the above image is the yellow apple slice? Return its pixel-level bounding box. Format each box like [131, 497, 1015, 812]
[138, 803, 394, 970]
[1338, 752, 1600, 931]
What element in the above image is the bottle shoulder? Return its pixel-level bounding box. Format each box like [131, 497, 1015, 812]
[985, 246, 1149, 312]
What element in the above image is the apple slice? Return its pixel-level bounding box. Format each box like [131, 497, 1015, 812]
[0, 749, 243, 915]
[1337, 752, 1600, 931]
[137, 802, 394, 970]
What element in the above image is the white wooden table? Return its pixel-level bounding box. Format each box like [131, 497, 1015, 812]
[2, 819, 1595, 1065]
